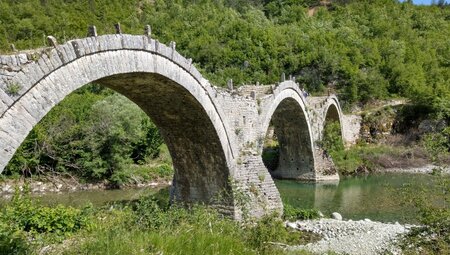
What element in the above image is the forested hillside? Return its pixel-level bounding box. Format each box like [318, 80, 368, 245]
[1, 0, 449, 179]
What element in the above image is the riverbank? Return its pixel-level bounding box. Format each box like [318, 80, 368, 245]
[0, 190, 318, 255]
[0, 176, 171, 196]
[285, 218, 413, 255]
[1, 163, 447, 197]
[379, 164, 450, 175]
[1, 173, 448, 254]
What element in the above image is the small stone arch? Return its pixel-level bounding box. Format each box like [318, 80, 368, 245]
[261, 84, 316, 180]
[322, 96, 344, 142]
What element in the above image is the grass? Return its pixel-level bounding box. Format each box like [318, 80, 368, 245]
[65, 211, 255, 255]
[1, 188, 316, 255]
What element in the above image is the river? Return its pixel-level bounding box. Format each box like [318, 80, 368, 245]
[276, 173, 446, 223]
[1, 173, 446, 223]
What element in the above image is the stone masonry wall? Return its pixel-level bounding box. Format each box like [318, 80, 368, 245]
[0, 33, 348, 218]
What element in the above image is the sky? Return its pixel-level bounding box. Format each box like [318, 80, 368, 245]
[399, 0, 437, 4]
[400, 0, 448, 4]
[412, 0, 431, 3]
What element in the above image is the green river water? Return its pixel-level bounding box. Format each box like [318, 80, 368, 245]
[275, 173, 442, 223]
[2, 173, 447, 223]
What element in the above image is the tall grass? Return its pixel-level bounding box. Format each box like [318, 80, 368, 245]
[1, 189, 314, 255]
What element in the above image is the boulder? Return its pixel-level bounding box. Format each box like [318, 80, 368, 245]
[331, 212, 342, 220]
[286, 222, 298, 229]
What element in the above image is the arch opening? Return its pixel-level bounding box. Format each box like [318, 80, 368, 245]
[321, 103, 344, 154]
[261, 97, 314, 179]
[325, 104, 340, 124]
[97, 73, 232, 204]
[3, 71, 233, 207]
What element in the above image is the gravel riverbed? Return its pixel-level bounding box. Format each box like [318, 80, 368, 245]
[382, 164, 450, 175]
[286, 218, 414, 255]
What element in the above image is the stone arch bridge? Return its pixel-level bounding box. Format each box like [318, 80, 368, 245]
[0, 34, 352, 219]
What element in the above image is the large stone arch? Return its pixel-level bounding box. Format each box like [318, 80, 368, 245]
[261, 84, 316, 180]
[0, 35, 235, 208]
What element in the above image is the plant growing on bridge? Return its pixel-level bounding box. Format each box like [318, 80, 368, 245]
[5, 82, 22, 96]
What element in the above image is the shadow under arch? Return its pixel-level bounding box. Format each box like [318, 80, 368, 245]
[98, 73, 231, 204]
[261, 91, 315, 180]
[325, 103, 340, 123]
[322, 99, 344, 143]
[0, 48, 234, 208]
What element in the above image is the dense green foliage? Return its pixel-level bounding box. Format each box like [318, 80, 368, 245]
[0, 187, 90, 254]
[2, 0, 449, 177]
[0, 188, 316, 255]
[5, 86, 164, 182]
[422, 126, 450, 163]
[1, 0, 449, 110]
[320, 121, 344, 154]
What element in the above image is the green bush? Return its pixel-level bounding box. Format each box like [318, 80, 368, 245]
[245, 213, 305, 252]
[320, 121, 344, 154]
[0, 187, 91, 239]
[0, 222, 29, 255]
[155, 164, 173, 178]
[6, 90, 163, 182]
[401, 178, 450, 254]
[330, 144, 399, 175]
[283, 204, 320, 221]
[422, 126, 450, 163]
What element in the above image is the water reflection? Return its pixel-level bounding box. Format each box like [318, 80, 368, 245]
[275, 173, 440, 223]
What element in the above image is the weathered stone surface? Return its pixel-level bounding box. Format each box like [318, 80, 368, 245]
[331, 212, 343, 220]
[342, 114, 361, 147]
[47, 36, 58, 47]
[0, 34, 349, 219]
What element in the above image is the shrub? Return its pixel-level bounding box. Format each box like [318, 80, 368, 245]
[0, 187, 91, 240]
[0, 222, 29, 255]
[400, 178, 450, 254]
[422, 126, 450, 163]
[321, 121, 344, 154]
[283, 204, 320, 221]
[155, 164, 173, 178]
[245, 213, 307, 253]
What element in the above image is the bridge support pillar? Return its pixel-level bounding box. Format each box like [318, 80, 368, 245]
[312, 147, 340, 182]
[231, 155, 283, 220]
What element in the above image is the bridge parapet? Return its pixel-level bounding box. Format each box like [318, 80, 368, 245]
[0, 34, 214, 116]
